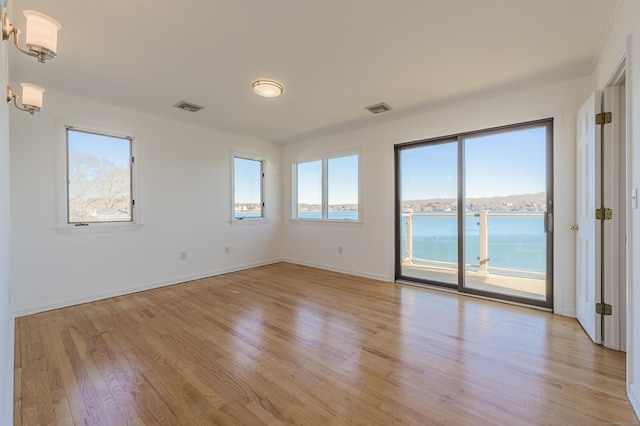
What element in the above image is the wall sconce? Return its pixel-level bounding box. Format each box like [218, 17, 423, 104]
[2, 9, 61, 63]
[7, 83, 44, 114]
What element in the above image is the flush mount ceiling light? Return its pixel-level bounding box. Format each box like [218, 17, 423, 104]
[252, 80, 283, 98]
[2, 9, 61, 63]
[7, 83, 45, 114]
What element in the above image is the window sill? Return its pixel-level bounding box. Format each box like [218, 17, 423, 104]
[55, 223, 144, 235]
[289, 219, 363, 228]
[230, 218, 270, 226]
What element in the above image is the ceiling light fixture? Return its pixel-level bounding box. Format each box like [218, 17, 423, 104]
[7, 83, 45, 114]
[252, 80, 283, 98]
[2, 9, 62, 63]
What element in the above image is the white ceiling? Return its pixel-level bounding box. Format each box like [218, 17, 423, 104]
[8, 0, 619, 144]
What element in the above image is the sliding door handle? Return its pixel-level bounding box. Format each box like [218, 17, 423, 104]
[545, 213, 553, 233]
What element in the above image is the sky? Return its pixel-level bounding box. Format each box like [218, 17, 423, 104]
[328, 155, 358, 204]
[400, 126, 547, 200]
[70, 125, 545, 206]
[297, 160, 322, 205]
[67, 129, 131, 167]
[234, 157, 262, 204]
[296, 155, 358, 205]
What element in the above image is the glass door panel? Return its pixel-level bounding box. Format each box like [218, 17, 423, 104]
[398, 140, 459, 286]
[463, 126, 548, 301]
[395, 119, 552, 308]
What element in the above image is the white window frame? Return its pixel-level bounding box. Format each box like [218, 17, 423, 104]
[56, 121, 142, 234]
[291, 149, 361, 224]
[231, 152, 268, 225]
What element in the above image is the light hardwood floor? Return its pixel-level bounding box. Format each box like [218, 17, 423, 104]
[14, 262, 638, 425]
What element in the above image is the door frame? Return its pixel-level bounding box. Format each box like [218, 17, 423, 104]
[602, 58, 628, 351]
[394, 119, 554, 309]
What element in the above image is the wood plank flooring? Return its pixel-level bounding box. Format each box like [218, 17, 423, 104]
[14, 262, 639, 425]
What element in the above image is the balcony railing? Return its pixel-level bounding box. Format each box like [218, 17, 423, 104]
[402, 209, 545, 279]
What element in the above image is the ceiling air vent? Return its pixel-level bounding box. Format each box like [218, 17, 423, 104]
[365, 102, 392, 114]
[174, 101, 204, 112]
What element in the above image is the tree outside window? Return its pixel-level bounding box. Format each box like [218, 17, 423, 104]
[67, 128, 133, 223]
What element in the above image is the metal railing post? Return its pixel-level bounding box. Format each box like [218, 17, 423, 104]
[478, 210, 489, 274]
[405, 209, 413, 264]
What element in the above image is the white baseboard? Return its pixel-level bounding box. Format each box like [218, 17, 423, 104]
[12, 258, 283, 317]
[629, 382, 640, 421]
[554, 307, 576, 318]
[283, 257, 392, 283]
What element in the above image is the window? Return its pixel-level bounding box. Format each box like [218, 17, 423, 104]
[293, 153, 359, 221]
[233, 156, 265, 220]
[66, 128, 134, 224]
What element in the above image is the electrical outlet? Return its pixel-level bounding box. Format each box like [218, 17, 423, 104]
[338, 246, 343, 254]
[225, 247, 230, 254]
[180, 251, 187, 261]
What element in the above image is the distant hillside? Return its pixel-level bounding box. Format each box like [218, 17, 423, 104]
[297, 203, 357, 212]
[239, 193, 546, 213]
[402, 192, 546, 212]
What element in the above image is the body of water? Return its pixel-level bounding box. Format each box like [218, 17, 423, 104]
[297, 210, 358, 220]
[401, 211, 546, 274]
[295, 210, 546, 275]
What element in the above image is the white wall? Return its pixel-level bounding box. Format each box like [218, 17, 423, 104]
[283, 76, 592, 317]
[9, 90, 283, 315]
[1, 3, 14, 424]
[6, 1, 638, 422]
[594, 0, 640, 417]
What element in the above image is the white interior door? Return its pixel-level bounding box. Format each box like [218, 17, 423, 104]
[576, 91, 600, 344]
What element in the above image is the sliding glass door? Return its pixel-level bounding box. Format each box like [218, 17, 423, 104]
[398, 139, 459, 286]
[396, 120, 553, 308]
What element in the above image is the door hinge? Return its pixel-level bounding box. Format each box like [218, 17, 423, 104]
[595, 112, 612, 125]
[595, 208, 612, 220]
[596, 303, 612, 316]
